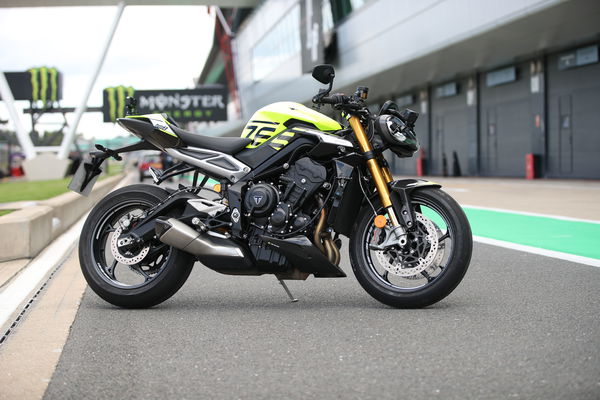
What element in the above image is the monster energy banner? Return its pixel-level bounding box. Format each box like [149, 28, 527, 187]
[102, 86, 228, 123]
[0, 67, 63, 105]
[102, 86, 135, 122]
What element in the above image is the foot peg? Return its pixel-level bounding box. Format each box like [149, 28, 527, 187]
[278, 279, 298, 303]
[148, 166, 162, 183]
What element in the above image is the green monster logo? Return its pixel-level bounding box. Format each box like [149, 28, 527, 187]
[104, 86, 135, 122]
[28, 66, 59, 107]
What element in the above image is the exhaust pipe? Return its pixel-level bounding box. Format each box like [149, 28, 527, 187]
[314, 198, 341, 266]
[155, 218, 246, 260]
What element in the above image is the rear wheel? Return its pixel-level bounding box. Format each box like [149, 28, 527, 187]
[349, 188, 472, 308]
[79, 184, 194, 308]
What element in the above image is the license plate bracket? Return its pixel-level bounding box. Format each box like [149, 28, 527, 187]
[68, 157, 105, 196]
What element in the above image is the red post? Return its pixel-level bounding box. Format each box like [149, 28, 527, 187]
[525, 153, 536, 180]
[416, 149, 425, 177]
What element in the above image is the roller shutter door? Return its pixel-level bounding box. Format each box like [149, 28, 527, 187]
[430, 79, 472, 176]
[478, 63, 531, 177]
[547, 45, 600, 179]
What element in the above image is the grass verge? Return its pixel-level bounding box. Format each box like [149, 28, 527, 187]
[0, 178, 72, 203]
[0, 171, 123, 203]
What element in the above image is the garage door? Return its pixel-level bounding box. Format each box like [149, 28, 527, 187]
[547, 44, 600, 179]
[479, 63, 531, 177]
[430, 79, 474, 176]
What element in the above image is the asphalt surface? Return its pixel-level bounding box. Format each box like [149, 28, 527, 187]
[44, 242, 599, 400]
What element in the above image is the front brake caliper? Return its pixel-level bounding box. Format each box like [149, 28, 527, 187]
[369, 223, 407, 251]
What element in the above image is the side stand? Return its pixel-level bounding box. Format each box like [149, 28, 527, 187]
[278, 279, 298, 303]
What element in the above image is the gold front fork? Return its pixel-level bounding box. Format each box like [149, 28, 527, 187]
[381, 163, 393, 184]
[348, 116, 400, 226]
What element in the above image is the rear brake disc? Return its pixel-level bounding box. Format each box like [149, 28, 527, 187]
[110, 226, 150, 266]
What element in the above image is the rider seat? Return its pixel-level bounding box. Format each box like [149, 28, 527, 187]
[171, 125, 251, 155]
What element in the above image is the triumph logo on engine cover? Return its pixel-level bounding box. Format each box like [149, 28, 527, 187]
[231, 208, 240, 223]
[253, 195, 263, 205]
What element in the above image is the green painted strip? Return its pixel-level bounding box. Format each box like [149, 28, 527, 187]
[463, 207, 600, 260]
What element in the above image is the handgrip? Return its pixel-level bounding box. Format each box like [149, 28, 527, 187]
[313, 93, 348, 104]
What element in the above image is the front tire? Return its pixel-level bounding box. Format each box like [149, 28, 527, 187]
[349, 188, 472, 308]
[79, 184, 194, 308]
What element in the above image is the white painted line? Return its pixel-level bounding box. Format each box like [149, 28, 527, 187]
[493, 182, 600, 191]
[444, 188, 470, 193]
[473, 236, 600, 268]
[0, 215, 86, 329]
[462, 204, 600, 225]
[0, 173, 133, 330]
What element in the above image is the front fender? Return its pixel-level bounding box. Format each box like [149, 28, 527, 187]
[351, 178, 441, 234]
[390, 179, 441, 192]
[389, 179, 441, 228]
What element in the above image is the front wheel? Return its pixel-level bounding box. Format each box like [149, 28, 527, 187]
[349, 188, 472, 308]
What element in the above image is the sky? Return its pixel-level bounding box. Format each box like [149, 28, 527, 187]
[0, 5, 215, 140]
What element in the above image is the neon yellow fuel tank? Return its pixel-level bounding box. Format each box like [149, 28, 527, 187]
[241, 101, 342, 149]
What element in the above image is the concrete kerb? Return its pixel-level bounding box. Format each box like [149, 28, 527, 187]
[0, 174, 124, 262]
[0, 206, 53, 261]
[39, 175, 123, 237]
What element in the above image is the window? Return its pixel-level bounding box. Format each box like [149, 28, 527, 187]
[251, 5, 301, 82]
[396, 94, 415, 107]
[322, 0, 334, 34]
[435, 82, 458, 98]
[558, 45, 598, 70]
[349, 0, 367, 11]
[486, 66, 517, 87]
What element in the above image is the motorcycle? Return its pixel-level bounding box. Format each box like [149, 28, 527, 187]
[70, 64, 472, 309]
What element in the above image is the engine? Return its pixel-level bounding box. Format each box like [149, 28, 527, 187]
[243, 183, 279, 217]
[243, 157, 328, 268]
[244, 157, 327, 234]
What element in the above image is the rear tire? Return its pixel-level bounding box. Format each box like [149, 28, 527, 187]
[79, 184, 194, 308]
[349, 188, 472, 308]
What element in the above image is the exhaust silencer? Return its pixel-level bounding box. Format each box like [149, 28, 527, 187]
[155, 218, 253, 271]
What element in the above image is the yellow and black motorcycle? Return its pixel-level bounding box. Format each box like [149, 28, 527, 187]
[71, 64, 472, 309]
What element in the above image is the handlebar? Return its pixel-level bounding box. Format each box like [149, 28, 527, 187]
[316, 93, 348, 105]
[313, 93, 365, 113]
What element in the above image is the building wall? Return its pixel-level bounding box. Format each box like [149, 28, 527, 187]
[334, 0, 560, 90]
[234, 0, 302, 117]
[228, 0, 600, 179]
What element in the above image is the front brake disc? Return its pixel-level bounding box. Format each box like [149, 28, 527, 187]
[374, 213, 440, 278]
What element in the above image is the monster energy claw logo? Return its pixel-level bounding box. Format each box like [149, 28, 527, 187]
[104, 86, 135, 122]
[28, 67, 59, 106]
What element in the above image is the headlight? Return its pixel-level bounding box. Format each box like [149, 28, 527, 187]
[375, 114, 419, 157]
